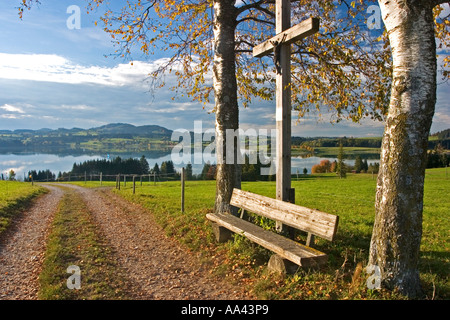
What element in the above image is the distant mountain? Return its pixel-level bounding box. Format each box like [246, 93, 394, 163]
[0, 123, 175, 153]
[91, 123, 173, 138]
[1, 123, 173, 139]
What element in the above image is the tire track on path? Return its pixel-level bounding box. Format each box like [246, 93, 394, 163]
[0, 185, 64, 300]
[62, 184, 250, 300]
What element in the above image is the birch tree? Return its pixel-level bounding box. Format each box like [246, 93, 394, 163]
[368, 0, 449, 298]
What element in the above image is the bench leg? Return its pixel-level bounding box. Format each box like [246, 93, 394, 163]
[210, 222, 233, 243]
[306, 233, 315, 247]
[267, 254, 298, 274]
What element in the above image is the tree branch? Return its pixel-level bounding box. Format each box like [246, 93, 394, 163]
[237, 0, 275, 17]
[236, 16, 275, 26]
[237, 0, 271, 15]
[235, 49, 254, 53]
[236, 39, 256, 48]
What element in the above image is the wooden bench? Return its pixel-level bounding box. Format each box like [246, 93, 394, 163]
[206, 188, 339, 273]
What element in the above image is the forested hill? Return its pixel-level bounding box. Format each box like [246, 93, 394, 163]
[293, 129, 450, 150]
[0, 123, 174, 150]
[0, 123, 172, 139]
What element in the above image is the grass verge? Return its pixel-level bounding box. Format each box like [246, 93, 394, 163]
[38, 189, 131, 300]
[0, 181, 46, 236]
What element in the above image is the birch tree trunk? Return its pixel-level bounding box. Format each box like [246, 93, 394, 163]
[213, 0, 241, 214]
[368, 0, 438, 298]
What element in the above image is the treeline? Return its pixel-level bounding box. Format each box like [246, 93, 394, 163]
[427, 145, 449, 168]
[310, 149, 448, 175]
[63, 156, 272, 182]
[293, 133, 450, 150]
[25, 156, 152, 182]
[27, 169, 56, 182]
[430, 128, 450, 140]
[311, 158, 380, 174]
[192, 155, 274, 181]
[428, 129, 450, 150]
[294, 137, 382, 148]
[71, 156, 150, 176]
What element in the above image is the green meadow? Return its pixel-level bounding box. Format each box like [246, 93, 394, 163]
[113, 168, 449, 299]
[1, 167, 447, 299]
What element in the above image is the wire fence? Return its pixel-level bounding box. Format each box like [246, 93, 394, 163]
[23, 170, 188, 212]
[26, 171, 184, 184]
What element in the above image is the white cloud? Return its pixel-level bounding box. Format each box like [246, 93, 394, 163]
[0, 103, 33, 120]
[59, 104, 95, 111]
[0, 104, 25, 113]
[0, 52, 167, 87]
[0, 114, 31, 120]
[140, 101, 200, 114]
[439, 3, 450, 19]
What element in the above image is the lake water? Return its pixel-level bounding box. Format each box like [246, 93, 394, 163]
[0, 151, 379, 180]
[0, 152, 172, 180]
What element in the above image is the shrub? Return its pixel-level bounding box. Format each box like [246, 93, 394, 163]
[311, 159, 331, 174]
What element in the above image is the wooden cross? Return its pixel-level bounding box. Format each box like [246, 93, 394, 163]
[253, 1, 319, 230]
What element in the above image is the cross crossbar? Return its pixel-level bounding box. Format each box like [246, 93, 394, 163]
[253, 17, 319, 58]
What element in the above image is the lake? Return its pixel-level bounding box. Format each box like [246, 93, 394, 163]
[0, 150, 380, 181]
[0, 151, 171, 180]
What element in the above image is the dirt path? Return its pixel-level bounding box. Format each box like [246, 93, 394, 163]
[0, 185, 64, 300]
[0, 184, 250, 300]
[60, 184, 249, 300]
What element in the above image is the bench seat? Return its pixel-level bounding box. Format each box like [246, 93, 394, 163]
[206, 212, 328, 267]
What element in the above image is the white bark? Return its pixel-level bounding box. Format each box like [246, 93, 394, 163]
[213, 0, 241, 214]
[368, 0, 438, 298]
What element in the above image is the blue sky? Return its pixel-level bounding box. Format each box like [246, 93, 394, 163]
[0, 0, 448, 137]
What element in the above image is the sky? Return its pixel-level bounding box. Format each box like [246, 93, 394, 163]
[0, 0, 449, 137]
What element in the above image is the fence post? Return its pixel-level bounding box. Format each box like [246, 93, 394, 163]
[118, 174, 121, 190]
[181, 167, 185, 213]
[133, 175, 136, 195]
[140, 175, 142, 186]
[124, 175, 126, 187]
[100, 172, 103, 186]
[84, 171, 87, 184]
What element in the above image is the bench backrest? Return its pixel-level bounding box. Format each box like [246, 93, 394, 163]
[230, 189, 339, 241]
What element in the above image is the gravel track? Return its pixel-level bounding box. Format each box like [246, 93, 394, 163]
[0, 184, 250, 300]
[0, 185, 64, 300]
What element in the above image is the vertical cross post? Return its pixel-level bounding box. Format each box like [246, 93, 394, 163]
[253, 1, 319, 234]
[275, 0, 291, 204]
[275, 0, 291, 233]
